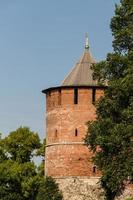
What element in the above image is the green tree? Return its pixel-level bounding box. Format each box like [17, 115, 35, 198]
[0, 133, 7, 162]
[85, 0, 133, 199]
[0, 127, 43, 200]
[0, 160, 23, 200]
[0, 127, 62, 200]
[36, 176, 63, 200]
[36, 138, 46, 176]
[3, 127, 41, 163]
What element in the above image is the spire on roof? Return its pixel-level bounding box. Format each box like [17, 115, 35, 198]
[85, 33, 89, 50]
[61, 35, 98, 86]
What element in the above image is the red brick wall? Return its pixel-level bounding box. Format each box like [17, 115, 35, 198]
[45, 87, 104, 177]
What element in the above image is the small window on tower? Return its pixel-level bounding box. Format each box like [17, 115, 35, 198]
[58, 89, 61, 105]
[93, 165, 96, 174]
[74, 88, 78, 104]
[75, 129, 78, 136]
[55, 129, 57, 137]
[92, 88, 96, 103]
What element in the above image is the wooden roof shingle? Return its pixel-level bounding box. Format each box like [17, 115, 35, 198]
[61, 47, 98, 86]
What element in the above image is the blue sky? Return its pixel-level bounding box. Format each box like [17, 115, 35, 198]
[0, 0, 120, 139]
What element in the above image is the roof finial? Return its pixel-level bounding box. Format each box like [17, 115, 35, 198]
[85, 33, 89, 50]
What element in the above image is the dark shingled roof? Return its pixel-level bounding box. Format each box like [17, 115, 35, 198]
[61, 47, 98, 86]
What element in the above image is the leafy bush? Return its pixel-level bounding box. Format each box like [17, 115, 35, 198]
[37, 176, 63, 200]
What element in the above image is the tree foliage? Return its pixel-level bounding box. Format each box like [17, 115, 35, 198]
[3, 127, 41, 163]
[0, 127, 62, 200]
[36, 176, 63, 200]
[85, 0, 133, 199]
[0, 127, 43, 200]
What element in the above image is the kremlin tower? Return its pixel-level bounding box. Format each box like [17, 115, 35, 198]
[42, 36, 106, 200]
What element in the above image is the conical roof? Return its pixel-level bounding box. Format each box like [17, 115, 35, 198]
[61, 38, 98, 86]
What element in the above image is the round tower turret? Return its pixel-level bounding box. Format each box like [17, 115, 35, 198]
[42, 37, 106, 178]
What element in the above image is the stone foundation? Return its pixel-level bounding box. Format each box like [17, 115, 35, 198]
[55, 177, 133, 200]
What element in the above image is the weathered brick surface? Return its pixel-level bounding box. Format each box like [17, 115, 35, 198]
[45, 145, 101, 177]
[45, 87, 104, 177]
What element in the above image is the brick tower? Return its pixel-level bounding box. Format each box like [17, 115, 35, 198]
[42, 37, 133, 200]
[42, 36, 105, 177]
[42, 36, 106, 199]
